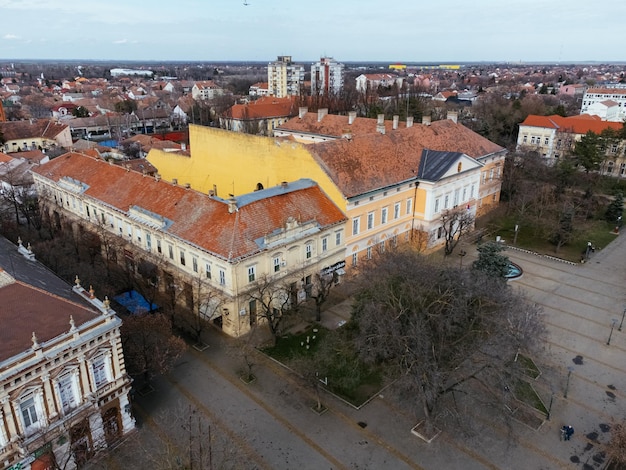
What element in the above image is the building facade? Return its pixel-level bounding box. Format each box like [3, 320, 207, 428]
[147, 118, 504, 267]
[267, 56, 305, 98]
[0, 120, 72, 154]
[0, 245, 134, 470]
[581, 85, 626, 122]
[516, 114, 625, 173]
[310, 57, 344, 96]
[31, 155, 346, 338]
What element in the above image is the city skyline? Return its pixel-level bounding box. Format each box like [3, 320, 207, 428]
[0, 0, 625, 64]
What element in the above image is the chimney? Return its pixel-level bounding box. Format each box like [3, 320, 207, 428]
[392, 115, 399, 130]
[155, 173, 161, 181]
[299, 107, 308, 119]
[227, 197, 238, 214]
[172, 178, 178, 186]
[447, 111, 458, 123]
[407, 116, 414, 128]
[317, 108, 328, 122]
[422, 115, 431, 126]
[281, 181, 288, 189]
[376, 114, 385, 134]
[209, 189, 215, 197]
[348, 111, 357, 125]
[341, 129, 352, 140]
[185, 183, 191, 189]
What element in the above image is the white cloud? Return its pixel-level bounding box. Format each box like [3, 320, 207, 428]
[113, 39, 128, 44]
[3, 34, 20, 40]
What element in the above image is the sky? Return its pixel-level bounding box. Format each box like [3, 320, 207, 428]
[0, 0, 625, 64]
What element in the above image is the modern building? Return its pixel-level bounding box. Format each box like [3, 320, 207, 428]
[147, 118, 504, 268]
[191, 81, 224, 101]
[0, 237, 135, 470]
[310, 57, 344, 96]
[31, 154, 347, 338]
[267, 56, 305, 98]
[516, 114, 625, 172]
[355, 73, 404, 93]
[581, 85, 626, 122]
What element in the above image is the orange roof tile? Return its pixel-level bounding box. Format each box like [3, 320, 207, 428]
[227, 97, 298, 120]
[278, 112, 409, 137]
[33, 153, 346, 261]
[0, 119, 69, 141]
[308, 119, 503, 198]
[520, 114, 623, 135]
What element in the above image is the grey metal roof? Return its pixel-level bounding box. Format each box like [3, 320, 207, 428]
[417, 149, 464, 181]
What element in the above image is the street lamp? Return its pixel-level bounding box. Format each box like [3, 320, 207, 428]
[585, 241, 592, 260]
[607, 318, 618, 345]
[513, 224, 520, 245]
[619, 308, 626, 332]
[564, 366, 574, 398]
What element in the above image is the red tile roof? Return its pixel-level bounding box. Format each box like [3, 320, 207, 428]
[585, 88, 626, 95]
[277, 112, 409, 136]
[520, 114, 623, 134]
[33, 152, 346, 261]
[0, 119, 69, 141]
[0, 277, 100, 361]
[307, 119, 503, 198]
[226, 97, 298, 120]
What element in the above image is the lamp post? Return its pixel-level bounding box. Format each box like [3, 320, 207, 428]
[585, 241, 592, 260]
[564, 366, 574, 398]
[607, 318, 618, 345]
[619, 308, 626, 332]
[513, 224, 519, 245]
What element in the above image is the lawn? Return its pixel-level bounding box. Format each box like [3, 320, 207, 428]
[262, 326, 385, 408]
[482, 214, 618, 262]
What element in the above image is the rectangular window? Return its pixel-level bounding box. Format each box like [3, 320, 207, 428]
[20, 397, 39, 429]
[394, 202, 400, 219]
[406, 198, 412, 215]
[126, 223, 132, 238]
[205, 262, 212, 279]
[444, 195, 449, 209]
[248, 266, 256, 282]
[523, 135, 527, 143]
[482, 171, 487, 182]
[58, 375, 77, 413]
[352, 217, 360, 235]
[136, 227, 142, 242]
[92, 357, 109, 388]
[168, 245, 174, 259]
[471, 184, 475, 198]
[157, 239, 162, 254]
[489, 169, 494, 180]
[453, 189, 459, 207]
[322, 237, 328, 252]
[117, 218, 123, 234]
[367, 212, 374, 230]
[306, 244, 312, 259]
[434, 198, 440, 213]
[273, 257, 281, 272]
[366, 246, 372, 259]
[379, 240, 385, 253]
[86, 205, 90, 218]
[180, 251, 186, 266]
[352, 252, 358, 267]
[192, 257, 198, 273]
[335, 231, 341, 246]
[219, 269, 226, 286]
[381, 207, 388, 224]
[462, 188, 467, 202]
[146, 233, 152, 251]
[544, 137, 549, 145]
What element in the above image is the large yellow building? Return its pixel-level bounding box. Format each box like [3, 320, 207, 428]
[148, 118, 505, 267]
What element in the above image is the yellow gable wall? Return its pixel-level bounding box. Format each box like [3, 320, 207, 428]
[148, 125, 346, 211]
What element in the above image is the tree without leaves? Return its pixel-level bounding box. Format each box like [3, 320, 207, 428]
[440, 207, 475, 256]
[308, 272, 338, 322]
[246, 274, 296, 345]
[605, 422, 626, 468]
[120, 313, 186, 385]
[351, 250, 544, 432]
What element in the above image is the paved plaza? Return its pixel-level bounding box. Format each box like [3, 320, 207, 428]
[89, 233, 626, 470]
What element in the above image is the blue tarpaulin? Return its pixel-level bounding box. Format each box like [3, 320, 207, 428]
[113, 290, 158, 314]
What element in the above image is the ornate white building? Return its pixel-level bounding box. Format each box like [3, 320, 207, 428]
[0, 240, 134, 470]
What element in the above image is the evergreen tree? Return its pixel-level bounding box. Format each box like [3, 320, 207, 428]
[472, 241, 510, 279]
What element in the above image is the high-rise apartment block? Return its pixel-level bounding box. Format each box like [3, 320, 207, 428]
[267, 56, 305, 98]
[311, 57, 344, 96]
